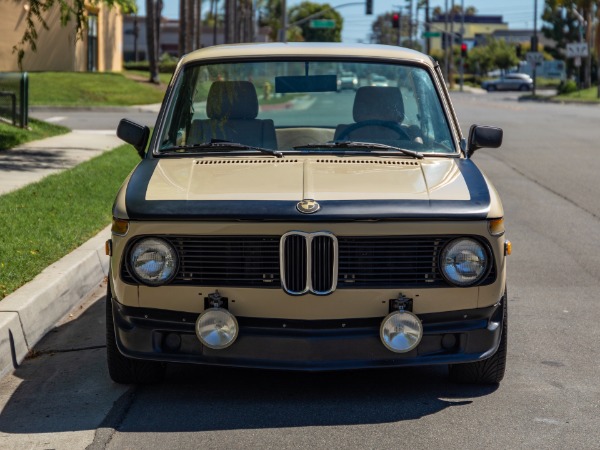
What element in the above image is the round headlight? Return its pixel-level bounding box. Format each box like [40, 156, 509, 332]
[380, 310, 423, 353]
[196, 308, 239, 350]
[441, 238, 489, 286]
[129, 238, 178, 286]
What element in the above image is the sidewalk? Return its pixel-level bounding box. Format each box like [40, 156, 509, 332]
[0, 129, 122, 379]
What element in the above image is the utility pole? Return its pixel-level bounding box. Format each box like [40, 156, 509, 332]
[532, 0, 538, 96]
[459, 0, 464, 92]
[449, 0, 455, 89]
[280, 0, 288, 42]
[408, 0, 413, 48]
[444, 0, 449, 84]
[425, 0, 430, 54]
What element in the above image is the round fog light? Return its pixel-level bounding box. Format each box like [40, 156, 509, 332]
[380, 311, 423, 353]
[195, 308, 239, 350]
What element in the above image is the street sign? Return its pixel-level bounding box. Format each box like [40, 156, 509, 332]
[309, 19, 336, 29]
[526, 52, 544, 65]
[422, 32, 441, 38]
[566, 43, 588, 58]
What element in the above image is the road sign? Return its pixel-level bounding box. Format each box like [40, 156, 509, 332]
[422, 32, 441, 38]
[526, 52, 544, 65]
[309, 19, 336, 29]
[566, 43, 588, 58]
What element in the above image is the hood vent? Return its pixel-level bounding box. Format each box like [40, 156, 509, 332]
[195, 159, 299, 165]
[315, 159, 419, 166]
[195, 159, 419, 166]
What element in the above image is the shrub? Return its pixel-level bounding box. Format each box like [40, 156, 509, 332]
[557, 79, 577, 94]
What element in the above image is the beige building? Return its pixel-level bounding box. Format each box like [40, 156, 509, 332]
[428, 14, 508, 51]
[0, 1, 123, 72]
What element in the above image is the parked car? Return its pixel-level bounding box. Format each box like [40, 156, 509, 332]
[481, 73, 533, 91]
[337, 71, 359, 91]
[109, 43, 509, 385]
[369, 74, 389, 87]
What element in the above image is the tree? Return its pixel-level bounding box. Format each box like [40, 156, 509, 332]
[542, 0, 596, 87]
[288, 2, 343, 42]
[146, 0, 160, 84]
[467, 38, 519, 76]
[12, 0, 136, 68]
[370, 11, 409, 45]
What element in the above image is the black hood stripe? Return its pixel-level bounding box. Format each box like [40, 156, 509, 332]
[121, 158, 490, 221]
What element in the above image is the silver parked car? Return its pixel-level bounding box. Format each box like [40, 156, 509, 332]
[481, 73, 533, 92]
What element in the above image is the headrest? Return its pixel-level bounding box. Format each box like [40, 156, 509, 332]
[353, 86, 404, 123]
[206, 81, 259, 120]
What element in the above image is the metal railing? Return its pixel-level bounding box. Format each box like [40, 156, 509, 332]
[0, 72, 28, 128]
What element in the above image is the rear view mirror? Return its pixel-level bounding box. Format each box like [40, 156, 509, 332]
[467, 124, 503, 157]
[117, 119, 150, 159]
[275, 75, 337, 93]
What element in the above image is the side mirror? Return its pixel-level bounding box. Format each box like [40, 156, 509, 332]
[467, 124, 503, 158]
[117, 119, 150, 159]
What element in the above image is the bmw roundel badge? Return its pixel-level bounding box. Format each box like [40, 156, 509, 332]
[297, 199, 320, 214]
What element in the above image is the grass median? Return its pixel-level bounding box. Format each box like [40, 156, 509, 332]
[0, 118, 69, 151]
[0, 144, 140, 300]
[29, 72, 165, 106]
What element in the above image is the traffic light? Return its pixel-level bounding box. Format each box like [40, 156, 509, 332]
[392, 13, 400, 29]
[461, 43, 468, 58]
[366, 0, 373, 15]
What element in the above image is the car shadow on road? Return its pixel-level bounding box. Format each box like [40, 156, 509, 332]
[0, 296, 499, 435]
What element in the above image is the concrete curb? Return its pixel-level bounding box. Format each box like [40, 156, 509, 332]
[0, 225, 111, 379]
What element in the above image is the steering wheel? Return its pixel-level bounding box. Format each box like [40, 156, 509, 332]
[336, 119, 411, 141]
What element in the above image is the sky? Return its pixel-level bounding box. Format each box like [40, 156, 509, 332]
[137, 0, 546, 44]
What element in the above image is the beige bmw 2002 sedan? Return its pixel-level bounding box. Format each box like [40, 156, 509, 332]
[108, 42, 510, 385]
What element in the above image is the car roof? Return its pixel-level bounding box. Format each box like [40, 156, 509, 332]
[179, 42, 435, 67]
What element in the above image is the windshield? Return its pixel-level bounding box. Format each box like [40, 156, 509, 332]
[157, 59, 456, 155]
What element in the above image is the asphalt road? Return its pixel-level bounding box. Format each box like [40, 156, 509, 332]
[2, 92, 599, 449]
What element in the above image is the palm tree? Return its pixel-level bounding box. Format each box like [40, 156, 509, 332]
[146, 0, 160, 83]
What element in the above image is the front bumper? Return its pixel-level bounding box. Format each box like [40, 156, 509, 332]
[111, 297, 505, 371]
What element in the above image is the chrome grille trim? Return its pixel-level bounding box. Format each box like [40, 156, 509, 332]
[280, 231, 338, 295]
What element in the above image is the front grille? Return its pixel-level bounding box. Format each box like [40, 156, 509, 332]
[312, 235, 336, 293]
[282, 234, 307, 293]
[122, 236, 280, 287]
[121, 235, 495, 289]
[280, 232, 337, 295]
[337, 236, 445, 288]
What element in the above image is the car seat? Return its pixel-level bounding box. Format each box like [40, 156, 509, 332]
[334, 86, 411, 142]
[188, 81, 278, 149]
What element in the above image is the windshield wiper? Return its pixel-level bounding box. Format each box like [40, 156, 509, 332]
[293, 141, 423, 159]
[161, 141, 283, 158]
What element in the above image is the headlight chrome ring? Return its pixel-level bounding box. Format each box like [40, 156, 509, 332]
[128, 237, 179, 286]
[440, 237, 490, 287]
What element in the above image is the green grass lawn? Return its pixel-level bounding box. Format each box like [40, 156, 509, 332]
[0, 144, 141, 300]
[0, 118, 69, 150]
[28, 72, 165, 106]
[124, 70, 174, 86]
[554, 86, 600, 102]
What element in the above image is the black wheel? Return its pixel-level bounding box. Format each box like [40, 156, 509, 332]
[106, 279, 165, 384]
[448, 292, 507, 385]
[519, 84, 530, 91]
[487, 85, 496, 92]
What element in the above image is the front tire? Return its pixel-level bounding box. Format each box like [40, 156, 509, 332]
[106, 280, 165, 384]
[448, 292, 507, 384]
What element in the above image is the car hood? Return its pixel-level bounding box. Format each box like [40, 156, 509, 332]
[122, 156, 492, 220]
